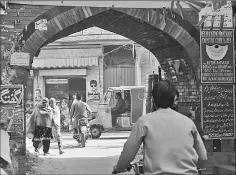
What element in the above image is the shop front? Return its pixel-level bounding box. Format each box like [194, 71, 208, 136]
[45, 77, 86, 106]
[31, 46, 103, 112]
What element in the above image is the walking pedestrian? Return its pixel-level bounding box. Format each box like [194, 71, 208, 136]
[49, 98, 65, 155]
[32, 97, 54, 156]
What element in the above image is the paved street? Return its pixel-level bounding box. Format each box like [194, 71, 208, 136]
[27, 132, 136, 174]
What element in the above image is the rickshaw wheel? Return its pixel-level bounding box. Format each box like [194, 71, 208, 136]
[90, 125, 102, 139]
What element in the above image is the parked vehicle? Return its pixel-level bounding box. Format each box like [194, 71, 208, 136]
[89, 86, 145, 139]
[73, 117, 90, 147]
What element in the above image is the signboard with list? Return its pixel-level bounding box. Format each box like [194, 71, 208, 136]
[200, 29, 235, 83]
[201, 84, 235, 139]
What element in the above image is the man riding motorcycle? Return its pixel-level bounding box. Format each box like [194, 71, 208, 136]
[113, 80, 207, 175]
[70, 93, 92, 146]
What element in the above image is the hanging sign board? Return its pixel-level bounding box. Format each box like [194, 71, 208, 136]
[0, 85, 24, 106]
[201, 84, 235, 139]
[10, 52, 30, 67]
[0, 85, 24, 133]
[46, 79, 68, 84]
[35, 19, 47, 31]
[0, 107, 24, 132]
[200, 29, 235, 83]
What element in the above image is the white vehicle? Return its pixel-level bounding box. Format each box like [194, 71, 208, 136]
[89, 86, 145, 139]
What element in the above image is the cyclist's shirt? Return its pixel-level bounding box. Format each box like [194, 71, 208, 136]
[116, 108, 207, 175]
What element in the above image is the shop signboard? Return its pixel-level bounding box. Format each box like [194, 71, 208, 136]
[0, 85, 24, 133]
[200, 29, 235, 83]
[10, 52, 30, 67]
[46, 79, 68, 84]
[201, 84, 235, 139]
[0, 85, 24, 106]
[0, 107, 24, 132]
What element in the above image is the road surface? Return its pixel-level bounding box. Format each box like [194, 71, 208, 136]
[26, 132, 139, 174]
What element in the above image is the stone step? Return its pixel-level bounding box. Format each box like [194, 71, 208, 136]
[226, 152, 235, 165]
[214, 164, 235, 175]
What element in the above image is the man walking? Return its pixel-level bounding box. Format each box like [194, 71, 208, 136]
[70, 93, 91, 145]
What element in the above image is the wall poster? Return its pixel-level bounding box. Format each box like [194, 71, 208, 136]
[200, 29, 235, 83]
[87, 79, 100, 101]
[0, 85, 24, 133]
[201, 84, 235, 139]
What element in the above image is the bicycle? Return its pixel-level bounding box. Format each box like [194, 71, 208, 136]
[112, 160, 206, 175]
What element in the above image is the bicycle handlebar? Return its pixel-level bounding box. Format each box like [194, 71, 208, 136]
[112, 163, 206, 174]
[112, 164, 132, 174]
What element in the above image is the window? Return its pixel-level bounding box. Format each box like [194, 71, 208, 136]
[99, 91, 112, 105]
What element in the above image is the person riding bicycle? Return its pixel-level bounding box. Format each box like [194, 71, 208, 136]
[70, 93, 91, 142]
[113, 80, 207, 175]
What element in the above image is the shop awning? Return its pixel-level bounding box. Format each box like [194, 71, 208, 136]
[32, 57, 98, 69]
[32, 47, 101, 69]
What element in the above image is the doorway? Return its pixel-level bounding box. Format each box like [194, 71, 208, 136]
[68, 78, 86, 104]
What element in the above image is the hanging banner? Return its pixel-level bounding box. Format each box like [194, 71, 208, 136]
[0, 85, 24, 133]
[201, 84, 235, 139]
[200, 29, 235, 83]
[0, 85, 24, 106]
[0, 107, 24, 132]
[46, 79, 68, 84]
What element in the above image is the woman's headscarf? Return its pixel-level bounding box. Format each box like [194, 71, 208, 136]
[49, 98, 56, 109]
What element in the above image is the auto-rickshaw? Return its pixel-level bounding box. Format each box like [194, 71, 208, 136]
[89, 86, 145, 139]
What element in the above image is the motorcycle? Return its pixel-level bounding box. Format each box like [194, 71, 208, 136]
[112, 159, 207, 175]
[73, 117, 90, 147]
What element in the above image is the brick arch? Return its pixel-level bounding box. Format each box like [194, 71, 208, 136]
[22, 6, 200, 80]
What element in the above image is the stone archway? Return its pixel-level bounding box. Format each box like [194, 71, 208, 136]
[21, 6, 200, 81]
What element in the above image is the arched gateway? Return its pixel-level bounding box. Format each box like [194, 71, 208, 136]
[20, 6, 200, 81]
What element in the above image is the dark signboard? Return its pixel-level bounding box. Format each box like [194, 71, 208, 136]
[200, 29, 235, 83]
[0, 106, 24, 132]
[201, 84, 235, 139]
[0, 85, 24, 106]
[0, 85, 24, 133]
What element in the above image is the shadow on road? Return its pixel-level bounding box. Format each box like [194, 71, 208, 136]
[33, 155, 134, 174]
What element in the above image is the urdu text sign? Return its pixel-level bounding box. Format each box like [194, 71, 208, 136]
[200, 29, 235, 83]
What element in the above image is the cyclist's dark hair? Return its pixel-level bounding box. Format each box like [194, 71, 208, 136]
[152, 80, 177, 109]
[76, 93, 82, 100]
[116, 92, 122, 98]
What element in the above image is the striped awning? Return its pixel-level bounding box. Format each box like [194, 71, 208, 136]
[32, 47, 101, 69]
[32, 57, 98, 69]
